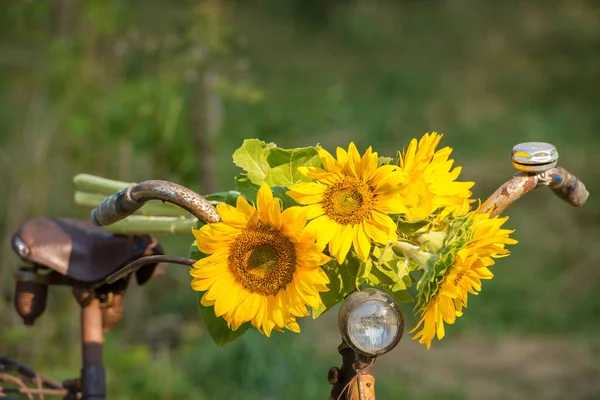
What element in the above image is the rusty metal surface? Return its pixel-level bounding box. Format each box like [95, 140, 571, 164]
[348, 371, 375, 400]
[479, 172, 538, 217]
[14, 280, 47, 326]
[82, 299, 104, 365]
[81, 298, 106, 399]
[0, 358, 68, 398]
[329, 343, 377, 400]
[100, 292, 124, 332]
[479, 167, 589, 217]
[329, 342, 356, 400]
[0, 357, 64, 390]
[0, 374, 69, 398]
[545, 167, 589, 207]
[91, 180, 220, 227]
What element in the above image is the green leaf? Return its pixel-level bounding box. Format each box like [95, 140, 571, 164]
[235, 174, 260, 203]
[369, 263, 401, 288]
[396, 219, 430, 236]
[199, 302, 251, 346]
[381, 286, 414, 303]
[235, 175, 298, 210]
[356, 258, 372, 287]
[188, 243, 206, 261]
[374, 244, 395, 265]
[271, 186, 299, 209]
[198, 300, 252, 346]
[204, 191, 240, 206]
[368, 261, 413, 298]
[233, 140, 322, 188]
[188, 243, 251, 345]
[264, 147, 321, 186]
[232, 139, 276, 185]
[312, 257, 360, 318]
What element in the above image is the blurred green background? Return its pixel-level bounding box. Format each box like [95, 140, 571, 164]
[1, 1, 599, 399]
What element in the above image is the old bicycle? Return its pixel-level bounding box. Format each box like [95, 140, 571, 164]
[1, 142, 588, 399]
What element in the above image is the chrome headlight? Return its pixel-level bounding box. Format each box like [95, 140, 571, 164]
[338, 288, 404, 357]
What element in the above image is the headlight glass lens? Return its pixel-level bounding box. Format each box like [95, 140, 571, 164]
[347, 299, 400, 354]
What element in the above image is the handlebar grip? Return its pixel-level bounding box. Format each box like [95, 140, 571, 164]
[91, 180, 221, 226]
[548, 167, 589, 207]
[91, 187, 139, 226]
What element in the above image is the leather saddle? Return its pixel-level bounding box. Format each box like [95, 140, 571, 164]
[12, 217, 164, 285]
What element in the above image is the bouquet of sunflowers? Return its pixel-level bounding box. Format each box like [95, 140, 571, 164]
[75, 132, 516, 349]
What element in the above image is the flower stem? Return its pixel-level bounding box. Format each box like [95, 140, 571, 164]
[73, 173, 133, 194]
[392, 240, 439, 274]
[100, 215, 197, 235]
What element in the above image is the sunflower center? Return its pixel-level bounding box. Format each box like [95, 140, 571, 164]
[322, 178, 374, 225]
[247, 244, 279, 274]
[228, 226, 297, 296]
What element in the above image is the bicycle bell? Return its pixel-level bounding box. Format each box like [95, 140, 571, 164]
[511, 142, 558, 172]
[338, 288, 404, 358]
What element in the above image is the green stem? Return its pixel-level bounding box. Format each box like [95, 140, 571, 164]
[73, 174, 133, 194]
[392, 241, 439, 274]
[74, 191, 187, 217]
[102, 215, 198, 235]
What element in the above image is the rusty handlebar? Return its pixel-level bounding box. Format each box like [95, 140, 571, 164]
[90, 181, 218, 285]
[480, 166, 589, 217]
[91, 180, 221, 226]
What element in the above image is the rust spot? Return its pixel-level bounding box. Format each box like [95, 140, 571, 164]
[521, 176, 537, 192]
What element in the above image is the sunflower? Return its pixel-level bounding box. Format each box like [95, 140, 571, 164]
[287, 143, 408, 264]
[190, 184, 330, 336]
[399, 132, 474, 220]
[410, 211, 517, 349]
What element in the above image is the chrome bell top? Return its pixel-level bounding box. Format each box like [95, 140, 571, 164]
[511, 142, 558, 172]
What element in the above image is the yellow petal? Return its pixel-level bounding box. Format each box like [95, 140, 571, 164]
[236, 195, 256, 219]
[352, 223, 371, 261]
[370, 210, 397, 238]
[280, 206, 308, 238]
[318, 146, 342, 173]
[298, 166, 339, 184]
[256, 183, 276, 225]
[359, 146, 378, 181]
[269, 294, 286, 328]
[375, 194, 409, 215]
[192, 224, 240, 254]
[364, 219, 392, 244]
[216, 203, 248, 226]
[287, 182, 326, 205]
[346, 142, 361, 178]
[285, 319, 301, 333]
[214, 281, 242, 317]
[305, 216, 338, 249]
[330, 224, 353, 264]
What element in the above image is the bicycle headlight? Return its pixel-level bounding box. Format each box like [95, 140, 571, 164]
[338, 288, 404, 357]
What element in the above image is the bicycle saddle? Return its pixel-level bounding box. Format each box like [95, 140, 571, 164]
[11, 217, 164, 285]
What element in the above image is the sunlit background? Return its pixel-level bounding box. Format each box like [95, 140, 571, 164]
[1, 1, 599, 399]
